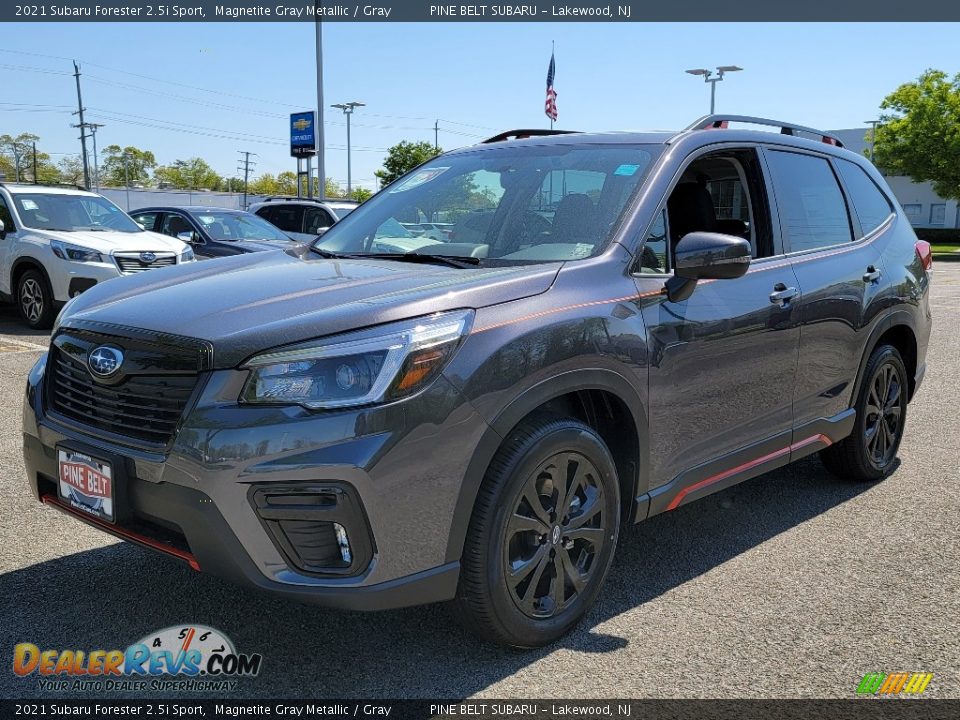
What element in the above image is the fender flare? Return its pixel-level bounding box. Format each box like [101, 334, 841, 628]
[850, 309, 919, 404]
[444, 367, 648, 563]
[10, 256, 54, 302]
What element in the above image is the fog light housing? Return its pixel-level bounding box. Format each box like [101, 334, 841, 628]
[333, 522, 352, 564]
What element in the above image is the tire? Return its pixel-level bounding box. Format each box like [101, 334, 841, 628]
[453, 416, 621, 648]
[820, 344, 908, 481]
[16, 268, 56, 329]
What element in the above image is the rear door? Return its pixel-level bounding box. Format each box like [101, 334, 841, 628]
[639, 145, 804, 504]
[0, 194, 17, 295]
[763, 148, 887, 435]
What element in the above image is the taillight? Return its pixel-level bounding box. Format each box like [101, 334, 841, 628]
[915, 240, 933, 272]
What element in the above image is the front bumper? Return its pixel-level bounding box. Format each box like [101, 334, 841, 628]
[23, 351, 490, 610]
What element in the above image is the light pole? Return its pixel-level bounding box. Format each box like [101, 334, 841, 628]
[331, 101, 364, 197]
[685, 65, 743, 114]
[864, 119, 880, 163]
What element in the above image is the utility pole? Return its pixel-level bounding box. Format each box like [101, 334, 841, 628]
[122, 152, 131, 210]
[237, 151, 256, 209]
[86, 123, 104, 191]
[72, 61, 90, 189]
[331, 102, 364, 197]
[434, 119, 439, 152]
[32, 142, 37, 184]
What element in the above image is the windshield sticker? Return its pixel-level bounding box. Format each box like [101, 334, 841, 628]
[613, 164, 641, 176]
[389, 167, 449, 193]
[21, 199, 39, 210]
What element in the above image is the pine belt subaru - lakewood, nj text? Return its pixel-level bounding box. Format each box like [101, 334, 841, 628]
[22, 116, 932, 648]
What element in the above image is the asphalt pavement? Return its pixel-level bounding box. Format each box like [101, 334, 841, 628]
[1, 265, 958, 700]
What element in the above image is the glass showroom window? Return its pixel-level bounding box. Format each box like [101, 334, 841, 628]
[902, 204, 922, 225]
[929, 204, 946, 226]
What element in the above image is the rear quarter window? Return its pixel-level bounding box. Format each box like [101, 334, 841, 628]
[835, 159, 894, 236]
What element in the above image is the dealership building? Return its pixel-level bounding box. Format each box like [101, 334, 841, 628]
[832, 128, 959, 229]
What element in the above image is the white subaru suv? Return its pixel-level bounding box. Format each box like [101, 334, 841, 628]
[0, 183, 195, 328]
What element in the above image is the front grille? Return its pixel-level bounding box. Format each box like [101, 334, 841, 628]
[114, 252, 177, 274]
[48, 348, 197, 446]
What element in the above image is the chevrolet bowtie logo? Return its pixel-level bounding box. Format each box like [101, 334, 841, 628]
[293, 119, 311, 131]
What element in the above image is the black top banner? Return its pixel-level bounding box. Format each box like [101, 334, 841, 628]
[5, 0, 960, 22]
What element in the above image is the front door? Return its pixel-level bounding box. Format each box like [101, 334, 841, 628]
[637, 147, 803, 504]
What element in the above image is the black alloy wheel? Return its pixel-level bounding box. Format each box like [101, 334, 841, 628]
[454, 416, 620, 648]
[820, 344, 908, 481]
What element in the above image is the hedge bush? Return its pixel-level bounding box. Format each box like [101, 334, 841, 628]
[914, 228, 960, 243]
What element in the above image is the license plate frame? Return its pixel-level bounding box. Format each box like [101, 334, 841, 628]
[57, 447, 115, 523]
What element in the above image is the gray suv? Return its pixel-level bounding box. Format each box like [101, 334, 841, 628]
[22, 115, 932, 648]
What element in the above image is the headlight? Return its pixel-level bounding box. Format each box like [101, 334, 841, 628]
[50, 239, 102, 263]
[180, 247, 195, 262]
[240, 310, 473, 409]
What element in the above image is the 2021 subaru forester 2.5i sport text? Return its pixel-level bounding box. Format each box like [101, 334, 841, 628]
[23, 116, 932, 648]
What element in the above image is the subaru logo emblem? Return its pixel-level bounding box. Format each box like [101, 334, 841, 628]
[139, 252, 157, 263]
[87, 345, 124, 378]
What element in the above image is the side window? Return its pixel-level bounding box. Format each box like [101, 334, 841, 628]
[647, 148, 773, 273]
[131, 211, 158, 231]
[766, 150, 852, 252]
[835, 159, 893, 236]
[0, 196, 14, 233]
[304, 207, 333, 235]
[264, 206, 303, 234]
[638, 209, 669, 273]
[160, 213, 193, 238]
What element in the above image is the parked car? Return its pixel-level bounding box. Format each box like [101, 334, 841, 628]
[23, 115, 932, 648]
[131, 206, 301, 259]
[248, 197, 356, 243]
[0, 183, 194, 328]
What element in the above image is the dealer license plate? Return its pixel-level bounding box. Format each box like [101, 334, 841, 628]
[57, 448, 114, 523]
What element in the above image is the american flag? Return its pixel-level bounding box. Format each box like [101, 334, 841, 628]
[545, 51, 558, 121]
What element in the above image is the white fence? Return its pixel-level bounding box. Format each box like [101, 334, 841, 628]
[99, 187, 267, 212]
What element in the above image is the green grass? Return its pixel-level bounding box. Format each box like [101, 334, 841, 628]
[930, 243, 960, 255]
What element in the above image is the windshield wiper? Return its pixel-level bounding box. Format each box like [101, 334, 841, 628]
[345, 252, 482, 268]
[309, 247, 353, 259]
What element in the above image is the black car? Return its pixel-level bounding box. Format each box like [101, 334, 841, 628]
[131, 206, 299, 258]
[24, 115, 933, 648]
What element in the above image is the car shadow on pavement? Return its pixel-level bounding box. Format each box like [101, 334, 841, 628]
[1, 455, 879, 699]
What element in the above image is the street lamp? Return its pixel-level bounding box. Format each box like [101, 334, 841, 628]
[331, 101, 365, 196]
[864, 119, 880, 163]
[685, 65, 742, 114]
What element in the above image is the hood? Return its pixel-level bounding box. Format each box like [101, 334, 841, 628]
[32, 228, 188, 255]
[61, 250, 560, 368]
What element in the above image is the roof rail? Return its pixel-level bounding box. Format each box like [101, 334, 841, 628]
[0, 181, 89, 191]
[260, 196, 325, 203]
[481, 129, 579, 144]
[683, 115, 844, 148]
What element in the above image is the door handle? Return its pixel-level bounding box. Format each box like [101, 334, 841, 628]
[769, 283, 798, 306]
[863, 265, 882, 283]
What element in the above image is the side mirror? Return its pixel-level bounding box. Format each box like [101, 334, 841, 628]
[177, 230, 200, 245]
[665, 232, 751, 302]
[0, 219, 5, 239]
[314, 227, 330, 239]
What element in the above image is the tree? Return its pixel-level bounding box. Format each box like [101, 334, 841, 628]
[58, 156, 85, 185]
[349, 187, 373, 202]
[248, 173, 278, 196]
[0, 133, 59, 183]
[100, 145, 157, 187]
[874, 69, 960, 201]
[374, 141, 441, 187]
[154, 157, 221, 190]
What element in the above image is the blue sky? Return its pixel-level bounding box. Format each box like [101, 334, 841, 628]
[2, 22, 958, 191]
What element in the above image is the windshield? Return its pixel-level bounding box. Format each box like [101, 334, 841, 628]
[194, 211, 293, 242]
[314, 143, 659, 265]
[13, 193, 142, 233]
